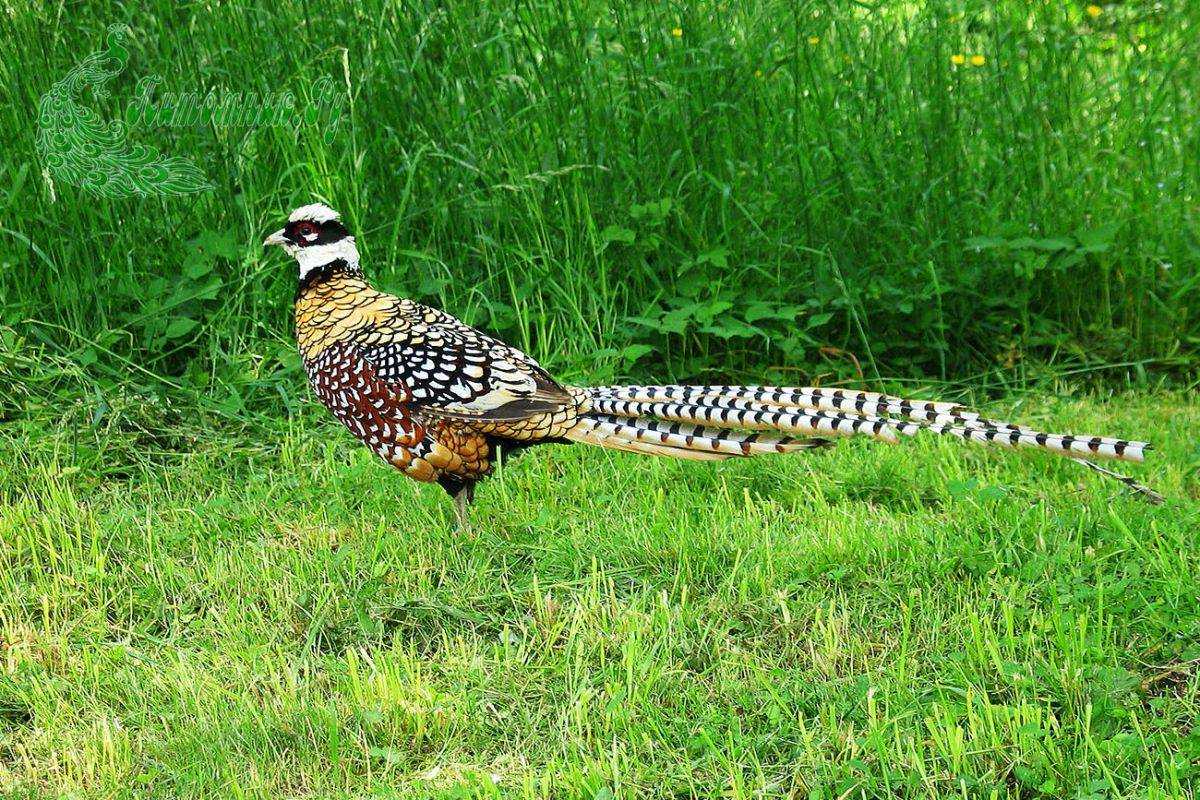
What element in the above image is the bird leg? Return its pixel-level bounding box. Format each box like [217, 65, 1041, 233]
[452, 481, 476, 532]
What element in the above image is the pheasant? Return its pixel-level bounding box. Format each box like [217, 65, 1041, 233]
[265, 203, 1160, 524]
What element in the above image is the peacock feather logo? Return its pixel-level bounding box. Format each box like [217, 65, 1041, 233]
[36, 24, 211, 198]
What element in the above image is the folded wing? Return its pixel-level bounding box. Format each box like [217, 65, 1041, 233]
[352, 298, 576, 423]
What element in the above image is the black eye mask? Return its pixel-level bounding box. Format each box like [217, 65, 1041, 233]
[285, 218, 350, 246]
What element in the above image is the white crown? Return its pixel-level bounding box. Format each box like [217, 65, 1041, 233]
[289, 203, 341, 223]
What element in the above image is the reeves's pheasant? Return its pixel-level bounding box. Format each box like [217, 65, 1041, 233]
[265, 203, 1159, 523]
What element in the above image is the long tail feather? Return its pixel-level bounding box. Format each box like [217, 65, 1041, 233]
[1072, 458, 1165, 504]
[565, 419, 728, 460]
[587, 386, 1150, 462]
[572, 384, 1158, 501]
[587, 396, 900, 442]
[564, 415, 829, 460]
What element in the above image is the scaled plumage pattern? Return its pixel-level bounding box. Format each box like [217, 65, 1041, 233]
[265, 204, 1160, 522]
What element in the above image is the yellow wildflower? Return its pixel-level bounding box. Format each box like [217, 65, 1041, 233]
[950, 53, 966, 65]
[970, 54, 986, 66]
[808, 35, 820, 45]
[1086, 5, 1103, 18]
[671, 27, 683, 38]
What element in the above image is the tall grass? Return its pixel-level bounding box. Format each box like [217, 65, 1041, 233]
[2, 7, 1198, 796]
[1, 0, 1198, 409]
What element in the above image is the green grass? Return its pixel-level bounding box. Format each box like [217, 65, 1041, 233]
[2, 1, 1199, 387]
[1, 393, 1197, 798]
[3, 0, 1200, 796]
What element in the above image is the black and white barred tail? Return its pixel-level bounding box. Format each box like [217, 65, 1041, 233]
[566, 413, 831, 460]
[564, 385, 1160, 502]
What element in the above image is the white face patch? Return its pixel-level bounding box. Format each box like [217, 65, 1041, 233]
[293, 235, 360, 278]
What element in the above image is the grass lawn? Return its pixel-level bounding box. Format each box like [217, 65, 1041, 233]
[3, 0, 1199, 796]
[1, 392, 1197, 798]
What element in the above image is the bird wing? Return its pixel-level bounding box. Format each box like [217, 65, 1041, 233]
[351, 298, 575, 422]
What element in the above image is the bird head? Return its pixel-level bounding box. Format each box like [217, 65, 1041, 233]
[264, 203, 359, 277]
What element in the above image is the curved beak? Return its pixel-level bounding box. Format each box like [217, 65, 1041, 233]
[263, 229, 288, 247]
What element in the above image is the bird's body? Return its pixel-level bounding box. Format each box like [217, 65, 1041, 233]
[268, 203, 1160, 520]
[294, 257, 583, 497]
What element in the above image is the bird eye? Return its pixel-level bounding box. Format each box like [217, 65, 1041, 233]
[296, 222, 317, 237]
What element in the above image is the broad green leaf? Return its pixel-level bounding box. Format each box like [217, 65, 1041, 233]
[600, 225, 635, 245]
[696, 246, 728, 268]
[193, 229, 239, 260]
[624, 315, 663, 330]
[700, 317, 762, 339]
[659, 307, 695, 334]
[621, 343, 655, 362]
[744, 302, 776, 323]
[164, 317, 198, 340]
[694, 300, 733, 325]
[1076, 221, 1121, 252]
[184, 257, 214, 279]
[1030, 237, 1073, 251]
